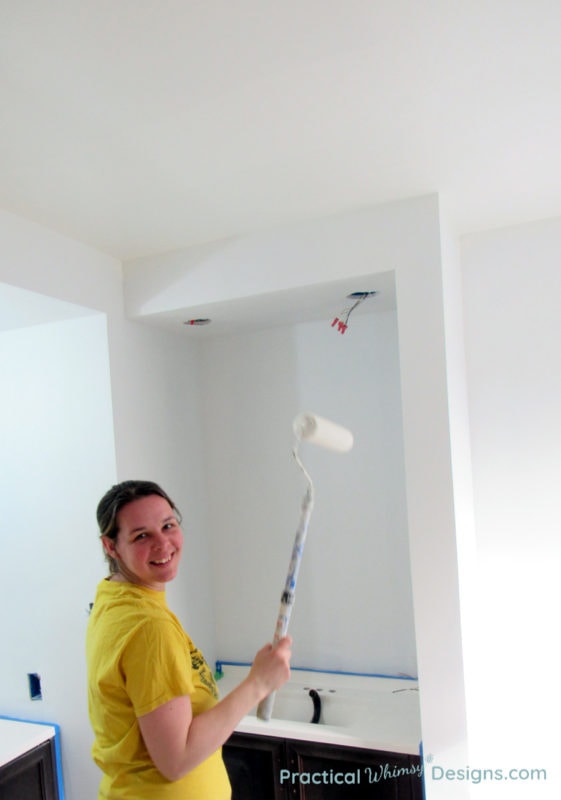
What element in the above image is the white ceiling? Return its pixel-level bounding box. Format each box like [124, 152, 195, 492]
[2, 0, 561, 263]
[0, 281, 97, 332]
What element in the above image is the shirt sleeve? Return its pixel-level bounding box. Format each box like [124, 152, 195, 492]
[120, 618, 195, 717]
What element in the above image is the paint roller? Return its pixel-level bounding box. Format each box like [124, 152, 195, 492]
[256, 412, 353, 721]
[292, 413, 354, 454]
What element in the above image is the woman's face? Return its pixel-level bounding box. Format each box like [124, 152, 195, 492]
[103, 494, 183, 590]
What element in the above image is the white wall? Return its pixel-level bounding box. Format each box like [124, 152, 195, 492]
[5, 194, 561, 797]
[1, 197, 477, 800]
[107, 318, 216, 655]
[461, 217, 561, 798]
[129, 195, 472, 797]
[0, 210, 213, 800]
[200, 310, 416, 676]
[393, 206, 470, 798]
[0, 313, 117, 797]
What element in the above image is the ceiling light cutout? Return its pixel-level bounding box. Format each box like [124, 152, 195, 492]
[331, 291, 378, 334]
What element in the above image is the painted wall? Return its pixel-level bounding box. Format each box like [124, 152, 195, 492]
[128, 195, 472, 797]
[393, 207, 470, 798]
[461, 217, 561, 798]
[0, 313, 117, 797]
[108, 317, 216, 655]
[2, 197, 478, 799]
[200, 310, 416, 676]
[0, 210, 213, 799]
[4, 196, 561, 798]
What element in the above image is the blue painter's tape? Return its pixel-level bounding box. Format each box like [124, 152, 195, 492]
[419, 740, 426, 800]
[0, 715, 65, 800]
[215, 660, 418, 681]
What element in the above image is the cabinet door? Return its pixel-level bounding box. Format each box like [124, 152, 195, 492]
[0, 739, 59, 800]
[285, 740, 423, 800]
[223, 732, 287, 800]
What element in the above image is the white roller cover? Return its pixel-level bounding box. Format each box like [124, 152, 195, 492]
[293, 413, 354, 453]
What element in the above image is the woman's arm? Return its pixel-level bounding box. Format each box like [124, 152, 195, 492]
[137, 637, 291, 781]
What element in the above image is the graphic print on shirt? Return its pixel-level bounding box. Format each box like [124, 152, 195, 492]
[191, 646, 219, 699]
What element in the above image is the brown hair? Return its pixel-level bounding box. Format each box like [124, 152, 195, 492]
[97, 480, 182, 574]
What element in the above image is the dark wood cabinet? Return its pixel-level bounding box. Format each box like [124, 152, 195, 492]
[223, 732, 423, 800]
[285, 739, 422, 800]
[0, 738, 59, 800]
[223, 732, 286, 800]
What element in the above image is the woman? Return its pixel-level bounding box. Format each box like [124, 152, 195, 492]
[86, 480, 291, 799]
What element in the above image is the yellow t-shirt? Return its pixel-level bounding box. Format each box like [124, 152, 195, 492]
[86, 579, 231, 799]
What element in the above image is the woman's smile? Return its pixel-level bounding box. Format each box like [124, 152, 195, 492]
[151, 554, 173, 565]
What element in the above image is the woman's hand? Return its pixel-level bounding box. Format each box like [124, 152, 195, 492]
[246, 636, 292, 700]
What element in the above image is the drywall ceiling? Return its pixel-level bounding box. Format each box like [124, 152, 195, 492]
[140, 272, 396, 337]
[0, 283, 98, 332]
[2, 1, 561, 263]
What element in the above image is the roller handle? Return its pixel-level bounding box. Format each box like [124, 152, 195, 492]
[256, 688, 277, 722]
[256, 484, 313, 722]
[256, 604, 292, 721]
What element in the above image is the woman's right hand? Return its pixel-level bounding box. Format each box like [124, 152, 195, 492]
[247, 636, 292, 700]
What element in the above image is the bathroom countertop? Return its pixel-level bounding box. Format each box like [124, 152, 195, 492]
[0, 717, 57, 768]
[218, 665, 422, 756]
[233, 713, 420, 755]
